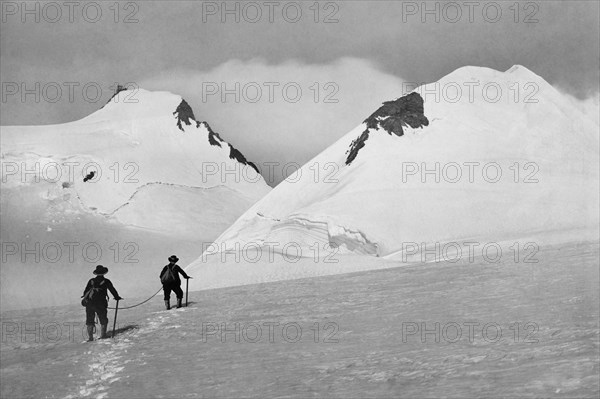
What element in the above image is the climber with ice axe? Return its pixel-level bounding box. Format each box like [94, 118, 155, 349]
[81, 265, 123, 341]
[159, 255, 192, 310]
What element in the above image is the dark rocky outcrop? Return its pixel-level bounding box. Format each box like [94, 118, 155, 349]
[199, 121, 260, 174]
[345, 92, 429, 165]
[173, 99, 196, 131]
[200, 121, 224, 147]
[228, 144, 260, 174]
[173, 100, 260, 174]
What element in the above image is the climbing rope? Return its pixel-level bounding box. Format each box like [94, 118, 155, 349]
[107, 287, 163, 310]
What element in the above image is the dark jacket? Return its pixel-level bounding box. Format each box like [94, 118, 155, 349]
[160, 264, 189, 285]
[83, 276, 120, 307]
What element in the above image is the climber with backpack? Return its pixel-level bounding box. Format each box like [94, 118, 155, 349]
[160, 255, 191, 310]
[81, 265, 123, 341]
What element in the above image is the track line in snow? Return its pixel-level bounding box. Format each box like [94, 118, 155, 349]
[65, 306, 191, 399]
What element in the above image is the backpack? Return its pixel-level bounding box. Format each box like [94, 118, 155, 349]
[160, 266, 177, 284]
[81, 279, 107, 307]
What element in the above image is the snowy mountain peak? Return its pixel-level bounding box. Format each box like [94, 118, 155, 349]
[192, 64, 598, 273]
[89, 87, 262, 174]
[346, 92, 429, 165]
[1, 86, 270, 216]
[87, 87, 186, 125]
[436, 64, 553, 93]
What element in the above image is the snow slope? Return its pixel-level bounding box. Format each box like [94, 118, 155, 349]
[0, 88, 270, 310]
[1, 88, 269, 219]
[1, 240, 598, 398]
[186, 65, 599, 289]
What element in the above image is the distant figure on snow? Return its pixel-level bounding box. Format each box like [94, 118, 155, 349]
[160, 255, 191, 309]
[81, 265, 122, 341]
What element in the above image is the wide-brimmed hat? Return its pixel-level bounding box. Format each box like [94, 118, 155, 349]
[93, 265, 108, 275]
[168, 255, 179, 263]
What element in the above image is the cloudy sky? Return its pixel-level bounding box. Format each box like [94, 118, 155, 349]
[1, 0, 598, 184]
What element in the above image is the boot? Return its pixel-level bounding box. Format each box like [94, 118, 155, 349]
[99, 324, 108, 339]
[176, 298, 182, 308]
[87, 325, 94, 342]
[164, 299, 171, 310]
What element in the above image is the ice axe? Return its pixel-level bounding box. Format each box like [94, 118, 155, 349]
[186, 277, 192, 307]
[112, 299, 119, 339]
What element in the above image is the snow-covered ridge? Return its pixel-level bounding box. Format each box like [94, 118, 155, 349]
[1, 87, 270, 214]
[187, 64, 599, 281]
[171, 94, 261, 174]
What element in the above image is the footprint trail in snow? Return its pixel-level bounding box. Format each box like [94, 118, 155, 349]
[65, 307, 189, 399]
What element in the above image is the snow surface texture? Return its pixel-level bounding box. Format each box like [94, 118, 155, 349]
[0, 89, 270, 310]
[1, 241, 598, 398]
[186, 65, 600, 291]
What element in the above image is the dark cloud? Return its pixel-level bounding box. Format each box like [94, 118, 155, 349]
[1, 0, 598, 126]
